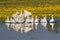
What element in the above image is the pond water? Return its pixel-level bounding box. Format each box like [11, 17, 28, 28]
[0, 18, 60, 40]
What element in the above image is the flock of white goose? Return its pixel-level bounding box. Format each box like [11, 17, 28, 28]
[5, 10, 55, 33]
[5, 10, 55, 23]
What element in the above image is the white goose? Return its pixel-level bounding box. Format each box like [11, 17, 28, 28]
[23, 10, 32, 18]
[18, 10, 24, 22]
[10, 17, 15, 23]
[35, 16, 39, 23]
[25, 15, 33, 23]
[5, 16, 10, 22]
[12, 11, 19, 18]
[49, 15, 54, 23]
[35, 16, 39, 30]
[25, 16, 30, 23]
[40, 16, 47, 23]
[12, 11, 20, 22]
[30, 16, 34, 23]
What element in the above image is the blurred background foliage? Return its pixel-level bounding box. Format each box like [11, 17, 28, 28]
[0, 0, 60, 19]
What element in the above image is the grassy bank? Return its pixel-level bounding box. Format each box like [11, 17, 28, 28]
[0, 0, 60, 20]
[0, 6, 60, 19]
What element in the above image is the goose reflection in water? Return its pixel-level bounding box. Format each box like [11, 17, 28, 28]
[5, 22, 35, 34]
[49, 15, 55, 23]
[12, 24, 22, 32]
[5, 23, 10, 30]
[41, 22, 47, 29]
[24, 23, 33, 33]
[50, 23, 55, 31]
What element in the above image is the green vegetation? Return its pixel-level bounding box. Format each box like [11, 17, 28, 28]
[0, 0, 60, 20]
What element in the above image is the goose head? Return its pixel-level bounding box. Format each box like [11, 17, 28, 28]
[16, 11, 19, 14]
[51, 15, 54, 19]
[43, 16, 47, 20]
